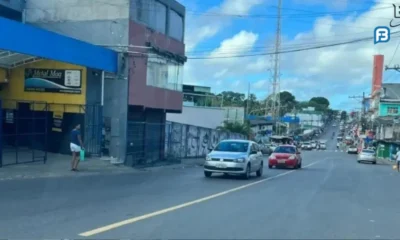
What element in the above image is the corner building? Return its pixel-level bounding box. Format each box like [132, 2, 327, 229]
[22, 0, 186, 165]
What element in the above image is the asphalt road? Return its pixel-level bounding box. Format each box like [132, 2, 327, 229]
[1, 124, 399, 239]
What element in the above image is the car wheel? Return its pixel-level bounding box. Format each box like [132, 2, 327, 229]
[256, 163, 263, 177]
[243, 164, 251, 179]
[298, 161, 302, 169]
[372, 161, 376, 164]
[357, 160, 361, 163]
[204, 171, 212, 178]
[268, 164, 272, 169]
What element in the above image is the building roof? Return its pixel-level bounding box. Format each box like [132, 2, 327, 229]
[381, 83, 400, 100]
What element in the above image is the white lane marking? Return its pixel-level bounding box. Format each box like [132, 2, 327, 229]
[78, 160, 326, 237]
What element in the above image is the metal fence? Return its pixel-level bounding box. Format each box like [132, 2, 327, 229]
[0, 100, 48, 167]
[126, 120, 246, 167]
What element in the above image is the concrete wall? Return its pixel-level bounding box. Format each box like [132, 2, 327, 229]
[25, 0, 129, 47]
[166, 106, 225, 129]
[297, 113, 323, 127]
[165, 121, 246, 159]
[0, 0, 24, 12]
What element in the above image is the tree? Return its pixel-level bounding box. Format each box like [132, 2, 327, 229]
[309, 97, 330, 112]
[218, 91, 246, 107]
[217, 121, 251, 136]
[340, 111, 347, 120]
[278, 91, 297, 116]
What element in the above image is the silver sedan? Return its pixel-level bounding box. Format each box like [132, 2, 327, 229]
[357, 149, 376, 164]
[204, 140, 264, 179]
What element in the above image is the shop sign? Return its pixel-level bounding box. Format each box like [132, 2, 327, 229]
[24, 68, 82, 94]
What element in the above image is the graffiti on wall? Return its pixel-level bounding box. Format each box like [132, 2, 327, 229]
[165, 121, 246, 159]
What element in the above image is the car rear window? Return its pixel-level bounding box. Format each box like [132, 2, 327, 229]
[274, 146, 296, 154]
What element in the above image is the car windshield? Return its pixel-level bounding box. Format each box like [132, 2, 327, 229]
[274, 146, 296, 154]
[214, 141, 249, 152]
[362, 150, 375, 154]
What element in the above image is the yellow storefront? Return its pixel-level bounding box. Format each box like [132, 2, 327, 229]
[0, 60, 91, 154]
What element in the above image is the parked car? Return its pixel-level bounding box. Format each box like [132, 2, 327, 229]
[357, 149, 376, 164]
[259, 144, 272, 155]
[301, 142, 312, 150]
[268, 145, 302, 169]
[310, 141, 317, 149]
[204, 140, 264, 179]
[319, 142, 327, 150]
[347, 145, 358, 154]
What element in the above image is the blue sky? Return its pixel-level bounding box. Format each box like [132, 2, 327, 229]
[178, 0, 399, 111]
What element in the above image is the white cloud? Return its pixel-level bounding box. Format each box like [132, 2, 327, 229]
[184, 0, 266, 51]
[183, 1, 400, 110]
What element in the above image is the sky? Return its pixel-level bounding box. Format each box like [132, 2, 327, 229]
[177, 0, 400, 111]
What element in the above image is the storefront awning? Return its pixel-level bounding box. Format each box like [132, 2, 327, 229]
[0, 17, 118, 73]
[0, 50, 42, 68]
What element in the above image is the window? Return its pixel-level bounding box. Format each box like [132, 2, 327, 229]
[146, 57, 183, 91]
[273, 146, 296, 154]
[169, 9, 184, 41]
[387, 106, 398, 114]
[214, 141, 249, 153]
[132, 0, 167, 34]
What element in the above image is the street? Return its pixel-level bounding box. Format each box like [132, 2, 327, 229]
[0, 127, 399, 239]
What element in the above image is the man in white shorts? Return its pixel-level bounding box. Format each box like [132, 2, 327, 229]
[70, 124, 84, 171]
[396, 148, 400, 172]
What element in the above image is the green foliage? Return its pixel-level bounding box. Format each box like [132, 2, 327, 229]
[217, 121, 251, 136]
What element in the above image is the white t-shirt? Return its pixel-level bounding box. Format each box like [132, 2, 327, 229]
[396, 151, 400, 161]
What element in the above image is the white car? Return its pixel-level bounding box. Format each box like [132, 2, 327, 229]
[357, 149, 376, 164]
[347, 146, 358, 154]
[204, 140, 264, 179]
[311, 141, 317, 148]
[319, 143, 327, 150]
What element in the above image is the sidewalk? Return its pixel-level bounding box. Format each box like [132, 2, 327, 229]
[376, 157, 396, 166]
[0, 153, 205, 181]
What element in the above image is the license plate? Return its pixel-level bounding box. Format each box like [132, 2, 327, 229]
[216, 164, 227, 168]
[278, 160, 286, 163]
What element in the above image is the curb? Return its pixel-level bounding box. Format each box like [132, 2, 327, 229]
[377, 158, 396, 166]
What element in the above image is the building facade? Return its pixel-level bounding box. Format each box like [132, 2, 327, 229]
[0, 0, 24, 21]
[23, 0, 186, 165]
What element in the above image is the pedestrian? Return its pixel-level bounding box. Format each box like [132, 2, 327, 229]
[70, 124, 84, 171]
[395, 148, 400, 172]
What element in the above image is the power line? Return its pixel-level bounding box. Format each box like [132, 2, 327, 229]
[186, 33, 400, 59]
[186, 33, 379, 54]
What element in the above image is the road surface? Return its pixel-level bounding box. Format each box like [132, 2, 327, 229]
[1, 125, 399, 239]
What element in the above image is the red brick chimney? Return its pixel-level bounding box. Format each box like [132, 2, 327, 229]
[372, 54, 384, 95]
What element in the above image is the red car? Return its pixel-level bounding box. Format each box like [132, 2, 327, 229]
[268, 145, 302, 169]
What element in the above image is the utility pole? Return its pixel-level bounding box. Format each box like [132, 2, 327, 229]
[349, 93, 365, 116]
[245, 82, 250, 122]
[385, 64, 400, 71]
[271, 0, 282, 134]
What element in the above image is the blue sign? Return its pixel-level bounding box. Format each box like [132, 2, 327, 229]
[374, 26, 390, 44]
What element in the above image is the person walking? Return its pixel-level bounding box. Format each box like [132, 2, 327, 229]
[70, 124, 84, 171]
[395, 148, 400, 172]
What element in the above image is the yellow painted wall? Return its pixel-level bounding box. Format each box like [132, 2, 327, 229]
[0, 68, 6, 83]
[0, 60, 86, 113]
